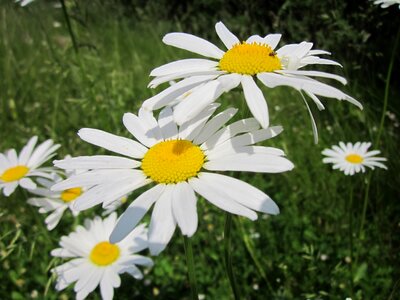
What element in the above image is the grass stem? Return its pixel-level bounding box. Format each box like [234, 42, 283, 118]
[59, 0, 79, 54]
[224, 213, 241, 300]
[183, 235, 199, 300]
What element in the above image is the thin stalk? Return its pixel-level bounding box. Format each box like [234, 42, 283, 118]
[183, 235, 199, 300]
[348, 186, 354, 298]
[359, 26, 400, 239]
[59, 0, 79, 53]
[224, 213, 241, 300]
[236, 218, 274, 295]
[374, 25, 400, 147]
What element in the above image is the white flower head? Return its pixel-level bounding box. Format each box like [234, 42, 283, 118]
[322, 142, 387, 175]
[0, 136, 60, 196]
[51, 213, 153, 300]
[143, 21, 362, 138]
[27, 169, 86, 230]
[53, 105, 294, 255]
[373, 0, 400, 9]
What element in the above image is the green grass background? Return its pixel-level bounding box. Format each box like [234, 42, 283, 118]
[0, 1, 399, 299]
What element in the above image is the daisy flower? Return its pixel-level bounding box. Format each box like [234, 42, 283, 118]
[27, 172, 83, 230]
[52, 105, 294, 255]
[0, 136, 60, 196]
[322, 142, 387, 175]
[373, 0, 400, 9]
[143, 21, 362, 135]
[51, 213, 153, 300]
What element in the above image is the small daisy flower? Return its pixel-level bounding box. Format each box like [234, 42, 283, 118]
[322, 142, 387, 175]
[373, 0, 400, 9]
[143, 21, 362, 132]
[0, 136, 60, 196]
[27, 171, 84, 230]
[51, 213, 153, 300]
[53, 105, 294, 255]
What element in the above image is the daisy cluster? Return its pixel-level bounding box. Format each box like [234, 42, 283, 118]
[1, 19, 388, 300]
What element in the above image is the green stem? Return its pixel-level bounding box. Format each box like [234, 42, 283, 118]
[224, 213, 241, 300]
[374, 25, 400, 147]
[236, 218, 274, 295]
[183, 236, 199, 300]
[59, 0, 79, 53]
[348, 186, 354, 298]
[358, 173, 372, 239]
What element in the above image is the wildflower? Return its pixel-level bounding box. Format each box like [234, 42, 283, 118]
[0, 136, 59, 196]
[51, 213, 153, 300]
[15, 0, 35, 7]
[322, 142, 387, 175]
[53, 105, 294, 255]
[373, 0, 400, 9]
[143, 21, 362, 132]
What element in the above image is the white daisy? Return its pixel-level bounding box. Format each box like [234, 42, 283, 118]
[322, 142, 387, 175]
[142, 21, 362, 134]
[373, 0, 400, 9]
[27, 171, 83, 230]
[0, 136, 60, 196]
[51, 213, 153, 300]
[52, 105, 294, 255]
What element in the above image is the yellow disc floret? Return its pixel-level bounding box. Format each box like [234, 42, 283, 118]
[60, 187, 83, 203]
[345, 154, 364, 164]
[90, 241, 120, 266]
[0, 165, 29, 182]
[141, 140, 205, 184]
[219, 42, 281, 75]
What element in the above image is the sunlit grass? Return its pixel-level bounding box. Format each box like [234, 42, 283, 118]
[0, 2, 398, 300]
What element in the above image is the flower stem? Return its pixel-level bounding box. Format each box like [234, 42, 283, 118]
[183, 235, 199, 300]
[224, 213, 241, 300]
[348, 185, 354, 298]
[374, 25, 400, 147]
[59, 0, 79, 53]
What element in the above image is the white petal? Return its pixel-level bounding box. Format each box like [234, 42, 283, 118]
[173, 80, 221, 125]
[158, 106, 178, 140]
[172, 182, 198, 237]
[138, 107, 163, 141]
[163, 32, 225, 59]
[150, 58, 219, 77]
[201, 118, 260, 151]
[278, 69, 347, 85]
[263, 34, 282, 49]
[178, 103, 220, 141]
[142, 75, 218, 110]
[204, 152, 294, 173]
[18, 136, 38, 165]
[148, 70, 223, 89]
[215, 21, 240, 49]
[241, 75, 269, 128]
[3, 182, 18, 196]
[246, 35, 265, 44]
[123, 113, 160, 147]
[54, 156, 140, 170]
[194, 108, 237, 144]
[148, 185, 176, 255]
[19, 177, 37, 189]
[194, 173, 279, 214]
[189, 175, 257, 220]
[299, 91, 319, 144]
[109, 184, 165, 243]
[78, 128, 147, 159]
[100, 272, 115, 300]
[214, 126, 283, 150]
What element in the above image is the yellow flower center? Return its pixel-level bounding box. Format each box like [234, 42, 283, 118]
[141, 140, 205, 184]
[0, 165, 29, 182]
[60, 187, 83, 203]
[219, 42, 282, 75]
[345, 154, 364, 164]
[90, 241, 120, 266]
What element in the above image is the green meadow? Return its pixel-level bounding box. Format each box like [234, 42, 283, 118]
[0, 1, 399, 299]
